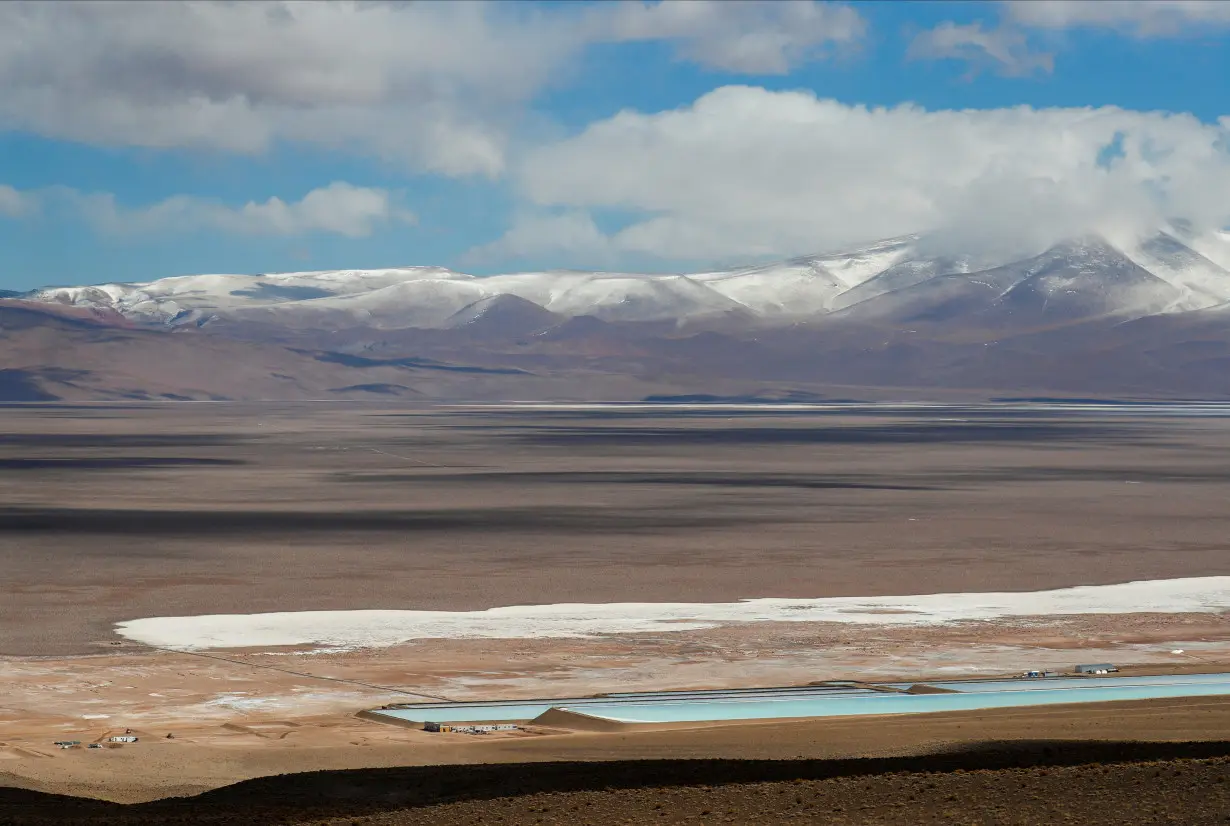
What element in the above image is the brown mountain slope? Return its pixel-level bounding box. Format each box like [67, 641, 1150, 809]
[13, 291, 1230, 402]
[0, 302, 581, 402]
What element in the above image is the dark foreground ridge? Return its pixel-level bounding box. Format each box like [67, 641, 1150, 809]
[4, 740, 1230, 824]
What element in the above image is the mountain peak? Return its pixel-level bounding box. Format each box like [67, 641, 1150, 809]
[444, 293, 562, 336]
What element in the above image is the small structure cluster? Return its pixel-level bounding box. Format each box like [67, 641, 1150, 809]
[1021, 664, 1120, 677]
[54, 729, 143, 751]
[423, 722, 519, 734]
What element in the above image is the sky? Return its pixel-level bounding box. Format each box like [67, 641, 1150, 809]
[1, 0, 1229, 291]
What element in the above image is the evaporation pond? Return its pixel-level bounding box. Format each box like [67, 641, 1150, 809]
[369, 673, 1230, 725]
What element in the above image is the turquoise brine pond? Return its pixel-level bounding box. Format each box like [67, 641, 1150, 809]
[370, 672, 1230, 725]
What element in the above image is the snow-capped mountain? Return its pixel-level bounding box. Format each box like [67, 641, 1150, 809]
[830, 236, 1187, 327]
[13, 226, 1230, 403]
[1123, 232, 1230, 311]
[25, 228, 1230, 333]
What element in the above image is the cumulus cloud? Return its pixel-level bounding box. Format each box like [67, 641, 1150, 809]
[466, 210, 616, 268]
[0, 184, 33, 218]
[490, 86, 1230, 265]
[0, 1, 565, 177]
[3, 182, 413, 238]
[606, 0, 864, 74]
[907, 22, 1053, 77]
[82, 182, 415, 238]
[0, 1, 863, 177]
[1004, 0, 1230, 36]
[913, 1, 1230, 78]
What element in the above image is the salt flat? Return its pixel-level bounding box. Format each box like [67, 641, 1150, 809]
[115, 577, 1230, 650]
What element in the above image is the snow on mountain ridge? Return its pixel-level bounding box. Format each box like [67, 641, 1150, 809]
[829, 249, 1018, 312]
[808, 234, 919, 288]
[1187, 231, 1230, 273]
[228, 278, 494, 330]
[694, 260, 847, 316]
[481, 271, 600, 308]
[23, 230, 1230, 330]
[989, 237, 1183, 325]
[542, 274, 743, 323]
[1121, 233, 1230, 312]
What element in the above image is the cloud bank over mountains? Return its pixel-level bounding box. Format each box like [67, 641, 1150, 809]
[0, 1, 1227, 276]
[496, 87, 1230, 264]
[6, 87, 1227, 260]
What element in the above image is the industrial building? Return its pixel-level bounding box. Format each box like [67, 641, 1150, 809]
[1074, 663, 1119, 674]
[423, 722, 519, 734]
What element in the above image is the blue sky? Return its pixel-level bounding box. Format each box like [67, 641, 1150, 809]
[1, 0, 1229, 290]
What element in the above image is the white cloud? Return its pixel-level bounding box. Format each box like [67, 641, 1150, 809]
[1004, 0, 1230, 36]
[913, 1, 1230, 78]
[0, 1, 864, 177]
[605, 1, 864, 74]
[466, 210, 616, 267]
[907, 22, 1053, 77]
[232, 183, 416, 238]
[0, 184, 33, 218]
[83, 182, 415, 238]
[4, 182, 413, 238]
[0, 1, 563, 177]
[492, 86, 1230, 264]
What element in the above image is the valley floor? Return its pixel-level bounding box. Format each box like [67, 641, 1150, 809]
[3, 403, 1230, 819]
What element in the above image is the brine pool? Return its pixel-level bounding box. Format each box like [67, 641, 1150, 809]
[369, 672, 1230, 726]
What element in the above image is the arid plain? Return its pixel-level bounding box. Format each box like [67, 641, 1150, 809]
[4, 402, 1230, 817]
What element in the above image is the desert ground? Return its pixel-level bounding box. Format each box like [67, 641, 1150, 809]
[7, 401, 1230, 654]
[5, 731, 1230, 823]
[3, 402, 1230, 821]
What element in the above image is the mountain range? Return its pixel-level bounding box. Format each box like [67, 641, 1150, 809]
[8, 225, 1230, 401]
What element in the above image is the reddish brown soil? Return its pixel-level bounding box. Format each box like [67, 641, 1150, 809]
[331, 756, 1230, 826]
